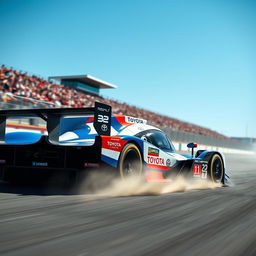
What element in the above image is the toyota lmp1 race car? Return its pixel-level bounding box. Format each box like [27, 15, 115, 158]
[0, 102, 227, 186]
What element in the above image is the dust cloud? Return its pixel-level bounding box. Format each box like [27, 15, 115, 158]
[80, 171, 221, 197]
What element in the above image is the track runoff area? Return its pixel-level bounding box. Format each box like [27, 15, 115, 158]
[0, 153, 256, 256]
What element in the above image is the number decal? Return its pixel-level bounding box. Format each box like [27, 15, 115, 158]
[202, 164, 207, 172]
[202, 163, 208, 179]
[98, 115, 109, 123]
[193, 163, 208, 179]
[193, 164, 202, 175]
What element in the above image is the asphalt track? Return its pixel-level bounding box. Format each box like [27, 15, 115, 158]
[0, 153, 256, 256]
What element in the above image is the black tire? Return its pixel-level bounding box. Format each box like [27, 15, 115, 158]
[118, 143, 143, 178]
[209, 154, 224, 183]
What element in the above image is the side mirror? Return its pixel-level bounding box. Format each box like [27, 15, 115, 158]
[187, 142, 198, 157]
[187, 142, 198, 149]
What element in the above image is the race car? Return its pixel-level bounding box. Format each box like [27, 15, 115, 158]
[0, 102, 227, 185]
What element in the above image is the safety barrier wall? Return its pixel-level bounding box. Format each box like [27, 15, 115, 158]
[161, 127, 254, 153]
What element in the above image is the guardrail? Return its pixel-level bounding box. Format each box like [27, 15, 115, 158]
[161, 127, 254, 152]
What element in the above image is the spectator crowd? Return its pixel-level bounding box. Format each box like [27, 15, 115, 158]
[0, 65, 228, 139]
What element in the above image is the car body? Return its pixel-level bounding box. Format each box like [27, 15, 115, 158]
[0, 102, 227, 185]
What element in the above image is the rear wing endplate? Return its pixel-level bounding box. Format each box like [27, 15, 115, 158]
[0, 102, 112, 144]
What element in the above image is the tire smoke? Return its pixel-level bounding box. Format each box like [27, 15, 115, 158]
[79, 171, 221, 197]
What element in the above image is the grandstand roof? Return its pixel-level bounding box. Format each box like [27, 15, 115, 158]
[48, 75, 117, 89]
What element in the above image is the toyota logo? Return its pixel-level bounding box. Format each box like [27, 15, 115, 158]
[166, 159, 171, 167]
[101, 124, 108, 132]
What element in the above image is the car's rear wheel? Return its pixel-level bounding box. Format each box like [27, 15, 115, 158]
[118, 143, 143, 178]
[209, 154, 224, 183]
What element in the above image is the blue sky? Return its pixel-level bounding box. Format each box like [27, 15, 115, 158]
[0, 0, 255, 137]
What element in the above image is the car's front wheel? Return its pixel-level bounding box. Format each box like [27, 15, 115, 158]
[118, 143, 143, 178]
[209, 154, 224, 184]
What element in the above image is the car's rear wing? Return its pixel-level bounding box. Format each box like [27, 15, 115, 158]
[0, 102, 112, 144]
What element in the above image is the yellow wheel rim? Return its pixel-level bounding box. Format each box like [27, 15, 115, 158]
[119, 144, 143, 179]
[210, 154, 224, 183]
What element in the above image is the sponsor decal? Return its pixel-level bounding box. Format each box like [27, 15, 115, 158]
[166, 159, 171, 167]
[97, 106, 110, 113]
[102, 136, 126, 151]
[84, 163, 100, 168]
[126, 116, 146, 124]
[147, 156, 164, 165]
[148, 147, 159, 156]
[32, 161, 48, 167]
[107, 141, 121, 148]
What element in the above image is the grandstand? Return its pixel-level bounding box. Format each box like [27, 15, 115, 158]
[49, 75, 117, 96]
[0, 64, 230, 140]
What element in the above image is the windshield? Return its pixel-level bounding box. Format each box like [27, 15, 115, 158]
[135, 129, 176, 151]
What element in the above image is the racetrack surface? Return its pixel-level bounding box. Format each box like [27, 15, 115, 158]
[0, 153, 256, 256]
